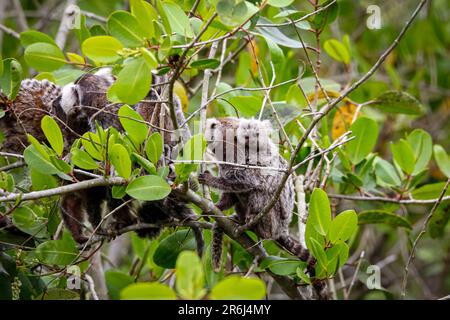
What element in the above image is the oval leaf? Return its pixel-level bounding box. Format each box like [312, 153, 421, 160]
[358, 210, 411, 229]
[126, 175, 171, 201]
[153, 230, 197, 268]
[146, 132, 163, 165]
[390, 139, 415, 175]
[109, 57, 152, 105]
[434, 145, 450, 178]
[210, 276, 266, 300]
[24, 43, 66, 72]
[175, 251, 206, 300]
[346, 117, 379, 165]
[369, 91, 424, 115]
[324, 39, 350, 64]
[328, 210, 358, 244]
[107, 11, 146, 47]
[307, 188, 331, 236]
[81, 36, 123, 63]
[118, 104, 149, 145]
[41, 115, 64, 156]
[109, 144, 132, 179]
[120, 283, 176, 300]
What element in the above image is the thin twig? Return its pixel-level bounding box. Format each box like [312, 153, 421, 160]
[401, 178, 450, 298]
[0, 23, 20, 39]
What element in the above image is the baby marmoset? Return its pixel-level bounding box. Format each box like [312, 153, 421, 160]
[198, 117, 313, 269]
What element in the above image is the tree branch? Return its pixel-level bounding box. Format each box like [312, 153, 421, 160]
[0, 177, 126, 203]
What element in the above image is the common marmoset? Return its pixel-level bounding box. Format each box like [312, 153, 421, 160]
[198, 118, 313, 267]
[1, 71, 203, 256]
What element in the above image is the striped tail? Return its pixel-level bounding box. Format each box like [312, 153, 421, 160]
[192, 226, 204, 258]
[211, 223, 224, 272]
[277, 234, 315, 266]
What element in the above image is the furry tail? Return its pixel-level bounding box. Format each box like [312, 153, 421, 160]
[192, 226, 204, 257]
[277, 234, 315, 266]
[277, 234, 329, 300]
[211, 223, 224, 272]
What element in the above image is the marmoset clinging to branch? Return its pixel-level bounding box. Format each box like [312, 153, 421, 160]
[198, 117, 314, 268]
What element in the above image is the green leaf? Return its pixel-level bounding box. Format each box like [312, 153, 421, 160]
[105, 270, 134, 300]
[81, 36, 123, 64]
[120, 283, 176, 300]
[268, 0, 295, 8]
[130, 0, 158, 39]
[153, 230, 197, 268]
[118, 104, 149, 145]
[309, 238, 328, 272]
[131, 153, 157, 174]
[307, 188, 331, 236]
[407, 129, 432, 175]
[369, 91, 424, 115]
[328, 210, 358, 244]
[0, 58, 23, 100]
[109, 144, 132, 179]
[190, 58, 220, 70]
[20, 30, 57, 47]
[428, 204, 450, 239]
[126, 175, 171, 201]
[107, 11, 146, 47]
[175, 251, 206, 300]
[35, 239, 79, 266]
[162, 1, 194, 38]
[256, 17, 304, 48]
[31, 169, 58, 191]
[24, 145, 60, 175]
[412, 182, 450, 200]
[227, 96, 262, 117]
[263, 258, 305, 276]
[323, 39, 350, 64]
[390, 139, 415, 175]
[71, 148, 98, 170]
[41, 115, 64, 156]
[326, 242, 349, 273]
[12, 206, 48, 238]
[263, 36, 284, 64]
[374, 158, 401, 187]
[210, 276, 266, 300]
[108, 57, 152, 105]
[434, 145, 450, 178]
[24, 43, 66, 72]
[37, 288, 80, 300]
[296, 267, 312, 284]
[35, 72, 56, 83]
[140, 47, 158, 70]
[81, 132, 103, 161]
[358, 210, 412, 229]
[175, 134, 207, 183]
[346, 117, 379, 165]
[52, 67, 84, 86]
[145, 132, 163, 165]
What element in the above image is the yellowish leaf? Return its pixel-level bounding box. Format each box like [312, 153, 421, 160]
[332, 101, 359, 140]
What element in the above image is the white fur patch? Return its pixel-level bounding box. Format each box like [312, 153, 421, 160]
[60, 83, 79, 114]
[94, 67, 114, 84]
